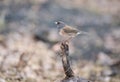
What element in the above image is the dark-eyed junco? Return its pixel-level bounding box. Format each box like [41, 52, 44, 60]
[55, 21, 88, 41]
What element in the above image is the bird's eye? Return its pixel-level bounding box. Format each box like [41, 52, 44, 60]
[55, 21, 60, 25]
[57, 22, 60, 25]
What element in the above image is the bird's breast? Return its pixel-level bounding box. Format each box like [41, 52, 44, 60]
[59, 29, 66, 36]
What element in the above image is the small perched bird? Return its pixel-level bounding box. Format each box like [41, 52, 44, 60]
[55, 21, 88, 41]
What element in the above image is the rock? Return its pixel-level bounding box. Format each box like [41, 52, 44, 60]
[0, 78, 5, 82]
[101, 69, 115, 76]
[97, 52, 114, 66]
[61, 77, 91, 82]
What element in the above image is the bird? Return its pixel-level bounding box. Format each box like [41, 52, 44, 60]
[55, 21, 88, 41]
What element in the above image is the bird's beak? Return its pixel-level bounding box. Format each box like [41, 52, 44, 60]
[54, 22, 58, 25]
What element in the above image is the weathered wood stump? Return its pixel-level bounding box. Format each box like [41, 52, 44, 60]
[59, 41, 92, 82]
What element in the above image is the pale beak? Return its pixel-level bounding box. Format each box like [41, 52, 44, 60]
[54, 22, 58, 25]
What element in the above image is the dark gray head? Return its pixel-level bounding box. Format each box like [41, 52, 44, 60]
[55, 21, 66, 29]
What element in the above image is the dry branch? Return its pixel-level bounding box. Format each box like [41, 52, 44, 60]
[59, 41, 92, 82]
[60, 41, 74, 78]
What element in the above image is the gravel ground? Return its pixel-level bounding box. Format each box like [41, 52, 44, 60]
[0, 0, 120, 82]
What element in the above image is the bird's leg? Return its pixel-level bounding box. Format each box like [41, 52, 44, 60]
[62, 40, 69, 45]
[60, 37, 72, 44]
[62, 37, 73, 44]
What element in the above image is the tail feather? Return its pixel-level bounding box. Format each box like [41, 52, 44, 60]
[77, 31, 89, 35]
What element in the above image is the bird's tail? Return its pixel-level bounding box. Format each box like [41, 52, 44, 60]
[77, 31, 89, 35]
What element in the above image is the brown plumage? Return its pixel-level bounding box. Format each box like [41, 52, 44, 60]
[55, 21, 88, 41]
[59, 25, 79, 37]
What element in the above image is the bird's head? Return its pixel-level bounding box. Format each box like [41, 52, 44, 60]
[55, 21, 66, 29]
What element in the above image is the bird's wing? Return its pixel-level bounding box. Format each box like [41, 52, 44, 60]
[63, 25, 79, 34]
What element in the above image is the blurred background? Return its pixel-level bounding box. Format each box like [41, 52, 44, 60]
[0, 0, 120, 82]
